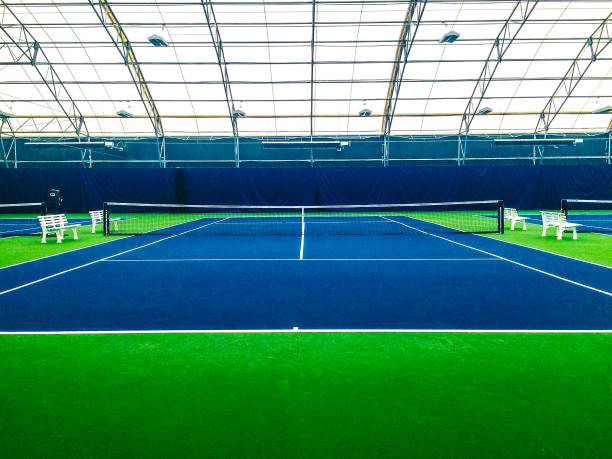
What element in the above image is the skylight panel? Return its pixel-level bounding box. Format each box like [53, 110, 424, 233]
[347, 113, 381, 135]
[238, 117, 279, 137]
[498, 114, 540, 132]
[273, 117, 310, 136]
[394, 99, 429, 115]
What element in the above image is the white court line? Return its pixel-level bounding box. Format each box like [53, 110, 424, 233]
[103, 257, 501, 262]
[478, 233, 612, 270]
[0, 218, 229, 296]
[0, 328, 610, 335]
[0, 225, 41, 235]
[381, 216, 612, 298]
[300, 209, 305, 260]
[0, 234, 131, 271]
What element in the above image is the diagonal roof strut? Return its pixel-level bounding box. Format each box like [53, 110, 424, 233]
[381, 0, 426, 166]
[201, 0, 240, 167]
[88, 0, 166, 166]
[533, 11, 612, 163]
[457, 0, 538, 165]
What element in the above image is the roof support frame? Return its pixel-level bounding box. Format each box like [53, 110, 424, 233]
[0, 1, 88, 140]
[0, 117, 17, 167]
[457, 0, 538, 165]
[607, 130, 610, 165]
[88, 0, 166, 166]
[201, 0, 239, 167]
[381, 0, 426, 166]
[309, 0, 316, 166]
[533, 12, 612, 164]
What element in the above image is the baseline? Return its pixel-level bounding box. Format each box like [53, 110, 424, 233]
[1, 329, 611, 335]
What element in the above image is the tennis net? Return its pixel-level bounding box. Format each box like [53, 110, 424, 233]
[0, 202, 47, 236]
[561, 199, 612, 234]
[103, 201, 503, 236]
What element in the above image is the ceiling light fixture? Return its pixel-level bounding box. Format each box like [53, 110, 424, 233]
[592, 106, 612, 114]
[148, 34, 168, 47]
[476, 107, 493, 115]
[440, 31, 460, 43]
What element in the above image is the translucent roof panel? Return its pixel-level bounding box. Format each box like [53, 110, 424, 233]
[0, 0, 610, 137]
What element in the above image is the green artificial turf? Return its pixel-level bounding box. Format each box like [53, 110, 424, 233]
[0, 217, 125, 268]
[1, 332, 610, 458]
[488, 219, 612, 267]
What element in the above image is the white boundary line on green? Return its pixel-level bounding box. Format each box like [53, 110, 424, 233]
[0, 233, 131, 271]
[381, 217, 612, 297]
[0, 329, 610, 335]
[0, 218, 229, 296]
[478, 230, 611, 270]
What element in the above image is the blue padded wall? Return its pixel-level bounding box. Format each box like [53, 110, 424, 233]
[1, 165, 611, 212]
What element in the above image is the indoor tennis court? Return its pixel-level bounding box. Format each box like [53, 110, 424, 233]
[1, 0, 612, 456]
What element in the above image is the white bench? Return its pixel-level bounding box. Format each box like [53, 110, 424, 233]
[37, 214, 81, 243]
[504, 207, 528, 231]
[540, 211, 580, 240]
[89, 210, 119, 233]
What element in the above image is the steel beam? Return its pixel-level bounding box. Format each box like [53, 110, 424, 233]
[0, 1, 88, 139]
[88, 0, 165, 166]
[533, 12, 612, 163]
[201, 0, 240, 167]
[381, 0, 426, 166]
[457, 0, 538, 165]
[0, 117, 17, 167]
[309, 0, 316, 166]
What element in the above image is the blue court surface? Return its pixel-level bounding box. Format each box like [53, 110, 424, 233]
[1, 218, 611, 332]
[566, 213, 612, 234]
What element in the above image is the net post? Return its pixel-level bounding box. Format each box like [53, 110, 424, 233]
[560, 199, 568, 215]
[40, 202, 47, 216]
[103, 202, 109, 236]
[498, 200, 504, 234]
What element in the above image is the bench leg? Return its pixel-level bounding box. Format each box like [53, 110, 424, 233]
[522, 220, 526, 230]
[542, 225, 547, 237]
[113, 221, 119, 231]
[41, 230, 47, 243]
[557, 227, 563, 240]
[572, 227, 578, 240]
[92, 221, 96, 233]
[510, 220, 516, 231]
[72, 228, 79, 240]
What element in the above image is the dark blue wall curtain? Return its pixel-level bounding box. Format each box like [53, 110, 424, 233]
[1, 166, 610, 212]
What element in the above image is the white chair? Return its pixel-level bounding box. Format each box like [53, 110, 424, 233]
[504, 207, 528, 231]
[37, 214, 81, 243]
[89, 210, 119, 233]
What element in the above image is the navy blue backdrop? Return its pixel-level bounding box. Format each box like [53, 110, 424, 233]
[1, 165, 611, 212]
